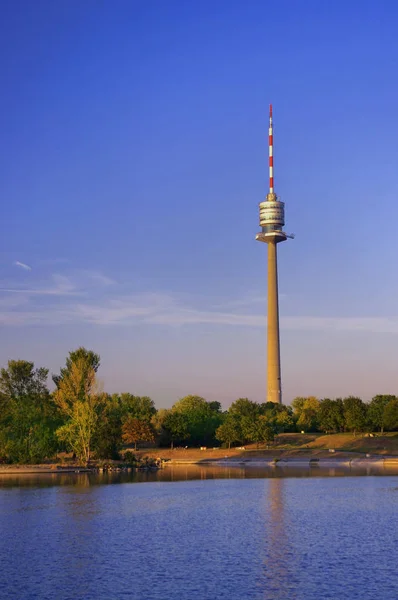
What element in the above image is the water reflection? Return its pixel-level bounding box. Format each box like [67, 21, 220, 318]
[0, 463, 397, 489]
[0, 471, 397, 600]
[262, 478, 299, 599]
[267, 478, 287, 580]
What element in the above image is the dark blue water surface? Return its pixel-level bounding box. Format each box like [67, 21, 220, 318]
[0, 467, 397, 600]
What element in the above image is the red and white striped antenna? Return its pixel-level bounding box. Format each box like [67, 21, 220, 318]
[268, 104, 274, 194]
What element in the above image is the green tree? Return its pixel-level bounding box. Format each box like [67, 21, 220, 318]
[54, 357, 105, 465]
[291, 397, 307, 419]
[0, 360, 59, 463]
[151, 408, 170, 446]
[343, 396, 367, 436]
[368, 395, 397, 433]
[215, 415, 242, 449]
[296, 397, 320, 431]
[208, 401, 222, 413]
[122, 416, 155, 450]
[229, 398, 260, 419]
[243, 415, 276, 447]
[92, 394, 123, 459]
[52, 347, 100, 389]
[91, 394, 157, 458]
[228, 398, 261, 443]
[162, 411, 190, 449]
[241, 415, 258, 443]
[383, 399, 398, 431]
[259, 403, 294, 433]
[318, 398, 345, 433]
[119, 394, 156, 422]
[274, 407, 295, 432]
[171, 395, 222, 445]
[257, 416, 277, 446]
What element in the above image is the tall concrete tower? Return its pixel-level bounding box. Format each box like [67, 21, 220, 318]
[256, 105, 293, 404]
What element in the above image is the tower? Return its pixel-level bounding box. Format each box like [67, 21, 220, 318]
[256, 105, 293, 404]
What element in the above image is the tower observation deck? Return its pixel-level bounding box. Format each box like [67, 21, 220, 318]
[255, 105, 293, 404]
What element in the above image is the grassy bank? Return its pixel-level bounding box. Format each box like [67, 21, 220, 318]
[135, 432, 398, 461]
[1, 433, 397, 472]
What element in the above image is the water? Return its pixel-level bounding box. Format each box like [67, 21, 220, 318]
[0, 467, 397, 600]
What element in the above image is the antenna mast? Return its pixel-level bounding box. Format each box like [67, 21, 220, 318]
[269, 104, 274, 194]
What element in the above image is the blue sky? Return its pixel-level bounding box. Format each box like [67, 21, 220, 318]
[1, 0, 398, 407]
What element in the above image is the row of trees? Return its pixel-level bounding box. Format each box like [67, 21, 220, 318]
[291, 395, 398, 436]
[1, 347, 398, 465]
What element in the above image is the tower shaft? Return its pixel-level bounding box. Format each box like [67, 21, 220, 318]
[267, 241, 282, 404]
[256, 105, 292, 404]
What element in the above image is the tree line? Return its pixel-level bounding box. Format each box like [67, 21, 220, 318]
[1, 347, 398, 465]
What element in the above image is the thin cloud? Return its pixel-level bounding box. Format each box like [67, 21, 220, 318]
[1, 287, 398, 334]
[51, 274, 76, 293]
[0, 288, 81, 297]
[79, 270, 116, 286]
[39, 258, 70, 266]
[71, 301, 398, 333]
[1, 268, 397, 333]
[14, 261, 32, 271]
[282, 316, 398, 334]
[0, 274, 81, 297]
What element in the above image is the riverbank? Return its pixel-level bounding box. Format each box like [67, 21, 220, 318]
[1, 433, 397, 474]
[0, 458, 160, 475]
[1, 455, 398, 475]
[136, 431, 398, 461]
[0, 466, 91, 474]
[163, 456, 398, 468]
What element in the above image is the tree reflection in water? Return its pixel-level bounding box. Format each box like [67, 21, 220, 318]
[0, 462, 397, 490]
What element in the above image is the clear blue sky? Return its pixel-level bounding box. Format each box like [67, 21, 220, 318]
[1, 0, 398, 407]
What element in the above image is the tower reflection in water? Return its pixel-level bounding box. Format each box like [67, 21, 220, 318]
[262, 478, 299, 599]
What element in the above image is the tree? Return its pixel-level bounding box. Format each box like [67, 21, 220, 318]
[52, 347, 100, 388]
[318, 398, 345, 433]
[53, 357, 105, 465]
[241, 416, 258, 444]
[343, 396, 367, 436]
[0, 360, 49, 399]
[229, 398, 260, 419]
[119, 394, 156, 422]
[368, 395, 397, 433]
[291, 397, 307, 418]
[150, 408, 170, 446]
[274, 407, 295, 433]
[151, 408, 169, 432]
[257, 416, 277, 446]
[296, 397, 320, 431]
[90, 394, 157, 459]
[383, 399, 398, 431]
[215, 415, 242, 449]
[92, 394, 123, 459]
[228, 398, 261, 443]
[171, 395, 222, 445]
[162, 411, 190, 449]
[122, 416, 155, 450]
[0, 360, 59, 463]
[259, 403, 294, 433]
[243, 415, 276, 448]
[208, 401, 222, 413]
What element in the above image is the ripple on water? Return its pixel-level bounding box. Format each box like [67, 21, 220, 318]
[0, 474, 397, 600]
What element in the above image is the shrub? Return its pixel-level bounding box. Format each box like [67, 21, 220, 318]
[123, 450, 137, 464]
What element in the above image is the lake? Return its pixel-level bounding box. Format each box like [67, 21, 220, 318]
[0, 466, 397, 599]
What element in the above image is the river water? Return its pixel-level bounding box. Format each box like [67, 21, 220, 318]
[0, 466, 397, 600]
